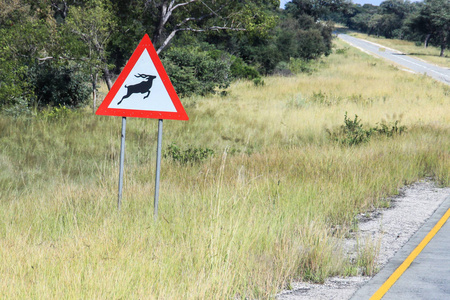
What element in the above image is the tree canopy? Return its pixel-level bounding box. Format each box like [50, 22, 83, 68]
[340, 0, 449, 56]
[0, 0, 345, 114]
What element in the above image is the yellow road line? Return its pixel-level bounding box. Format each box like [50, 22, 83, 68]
[370, 208, 450, 300]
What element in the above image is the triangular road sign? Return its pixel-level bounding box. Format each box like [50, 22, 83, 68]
[96, 34, 188, 120]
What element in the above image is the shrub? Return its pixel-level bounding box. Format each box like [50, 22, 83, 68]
[375, 120, 407, 137]
[253, 77, 265, 86]
[338, 113, 374, 146]
[288, 57, 317, 74]
[161, 47, 231, 97]
[327, 113, 407, 146]
[0, 64, 32, 109]
[2, 97, 33, 118]
[335, 47, 349, 55]
[230, 56, 261, 80]
[39, 105, 72, 122]
[327, 113, 373, 146]
[273, 61, 293, 76]
[274, 15, 333, 64]
[30, 63, 91, 108]
[164, 143, 214, 165]
[159, 62, 200, 98]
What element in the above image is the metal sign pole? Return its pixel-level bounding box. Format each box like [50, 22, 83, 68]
[154, 119, 163, 220]
[118, 116, 127, 210]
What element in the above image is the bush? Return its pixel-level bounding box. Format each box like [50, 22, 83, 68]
[160, 61, 200, 98]
[253, 77, 265, 86]
[39, 105, 73, 122]
[2, 97, 33, 118]
[296, 28, 329, 60]
[327, 113, 407, 146]
[30, 63, 91, 108]
[161, 47, 231, 97]
[0, 64, 32, 109]
[375, 120, 407, 137]
[164, 143, 214, 165]
[230, 56, 261, 80]
[334, 113, 374, 146]
[273, 61, 293, 76]
[275, 15, 333, 62]
[288, 58, 317, 74]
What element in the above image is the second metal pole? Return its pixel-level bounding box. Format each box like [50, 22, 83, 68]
[154, 119, 163, 220]
[118, 116, 127, 210]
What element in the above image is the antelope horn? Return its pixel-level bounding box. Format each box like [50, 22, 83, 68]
[135, 73, 148, 78]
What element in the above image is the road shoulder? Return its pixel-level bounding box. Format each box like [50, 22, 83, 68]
[277, 181, 450, 300]
[350, 193, 450, 299]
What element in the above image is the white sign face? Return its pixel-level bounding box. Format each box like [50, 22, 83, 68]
[107, 49, 177, 112]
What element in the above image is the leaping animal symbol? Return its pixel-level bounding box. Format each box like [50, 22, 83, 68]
[117, 73, 157, 105]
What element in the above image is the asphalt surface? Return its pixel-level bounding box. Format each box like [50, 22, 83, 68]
[338, 33, 450, 85]
[351, 196, 450, 300]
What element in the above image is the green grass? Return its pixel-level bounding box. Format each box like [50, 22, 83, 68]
[0, 39, 449, 298]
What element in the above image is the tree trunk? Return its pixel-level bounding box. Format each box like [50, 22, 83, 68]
[92, 72, 98, 113]
[440, 32, 447, 57]
[153, 0, 171, 47]
[424, 33, 431, 48]
[103, 66, 113, 91]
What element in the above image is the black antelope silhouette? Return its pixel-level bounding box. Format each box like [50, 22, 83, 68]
[117, 73, 157, 105]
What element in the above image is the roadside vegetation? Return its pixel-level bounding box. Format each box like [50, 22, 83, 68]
[1, 38, 449, 298]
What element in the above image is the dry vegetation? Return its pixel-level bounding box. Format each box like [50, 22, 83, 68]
[0, 39, 449, 298]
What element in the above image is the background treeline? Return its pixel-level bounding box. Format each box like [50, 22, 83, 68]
[336, 0, 449, 57]
[0, 0, 345, 114]
[1, 0, 448, 115]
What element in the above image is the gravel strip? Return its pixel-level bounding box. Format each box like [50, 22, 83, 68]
[278, 180, 450, 300]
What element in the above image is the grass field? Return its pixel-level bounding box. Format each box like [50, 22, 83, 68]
[1, 38, 449, 298]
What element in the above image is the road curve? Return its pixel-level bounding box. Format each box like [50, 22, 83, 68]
[338, 33, 450, 85]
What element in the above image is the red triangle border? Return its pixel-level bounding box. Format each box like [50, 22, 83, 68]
[96, 34, 188, 120]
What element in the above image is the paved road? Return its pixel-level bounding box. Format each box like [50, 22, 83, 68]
[351, 196, 450, 300]
[338, 33, 450, 85]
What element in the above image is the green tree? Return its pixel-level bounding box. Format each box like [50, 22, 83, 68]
[0, 0, 60, 109]
[63, 0, 117, 110]
[103, 0, 280, 93]
[276, 14, 333, 60]
[107, 0, 278, 58]
[280, 0, 337, 61]
[0, 0, 96, 112]
[406, 3, 435, 48]
[379, 0, 411, 20]
[285, 0, 350, 21]
[342, 1, 415, 39]
[410, 0, 450, 56]
[378, 0, 413, 38]
[349, 12, 372, 32]
[145, 0, 279, 53]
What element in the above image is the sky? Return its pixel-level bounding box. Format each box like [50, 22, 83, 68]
[279, 0, 422, 8]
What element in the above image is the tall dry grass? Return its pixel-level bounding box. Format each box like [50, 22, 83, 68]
[0, 39, 449, 298]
